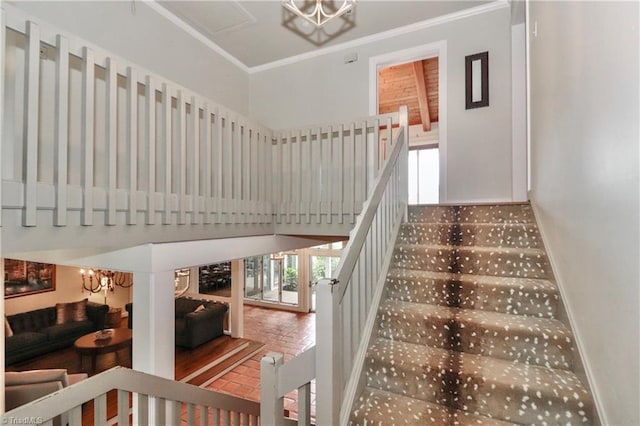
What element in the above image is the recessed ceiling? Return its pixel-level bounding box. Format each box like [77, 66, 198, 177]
[156, 1, 494, 69]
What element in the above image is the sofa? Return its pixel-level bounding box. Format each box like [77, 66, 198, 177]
[125, 297, 228, 349]
[5, 369, 88, 426]
[5, 300, 109, 366]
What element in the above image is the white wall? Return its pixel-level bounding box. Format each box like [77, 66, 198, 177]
[528, 2, 639, 424]
[12, 0, 249, 115]
[5, 264, 132, 316]
[250, 7, 514, 204]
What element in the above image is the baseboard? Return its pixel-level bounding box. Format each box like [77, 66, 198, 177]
[529, 200, 605, 425]
[438, 197, 518, 205]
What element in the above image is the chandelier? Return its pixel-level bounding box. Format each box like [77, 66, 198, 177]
[80, 269, 133, 294]
[281, 0, 356, 28]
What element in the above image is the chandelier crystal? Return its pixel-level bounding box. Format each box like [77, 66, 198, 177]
[281, 0, 356, 28]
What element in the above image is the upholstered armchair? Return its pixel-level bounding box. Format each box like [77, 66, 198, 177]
[5, 369, 88, 426]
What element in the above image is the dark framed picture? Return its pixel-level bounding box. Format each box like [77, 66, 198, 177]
[465, 51, 489, 109]
[4, 259, 56, 298]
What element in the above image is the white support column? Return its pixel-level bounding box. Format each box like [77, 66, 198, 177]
[132, 269, 175, 377]
[230, 260, 244, 338]
[131, 269, 175, 425]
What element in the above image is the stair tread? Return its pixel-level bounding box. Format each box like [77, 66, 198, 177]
[380, 298, 570, 335]
[378, 299, 574, 369]
[407, 204, 536, 224]
[395, 243, 547, 256]
[351, 387, 517, 425]
[393, 244, 551, 279]
[399, 222, 543, 250]
[387, 268, 557, 293]
[366, 337, 592, 423]
[385, 269, 559, 318]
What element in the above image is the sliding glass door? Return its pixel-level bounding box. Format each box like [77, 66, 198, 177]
[244, 254, 299, 307]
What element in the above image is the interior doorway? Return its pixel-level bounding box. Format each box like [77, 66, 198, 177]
[369, 41, 447, 204]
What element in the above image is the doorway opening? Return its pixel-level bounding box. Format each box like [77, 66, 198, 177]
[408, 147, 439, 204]
[369, 41, 447, 204]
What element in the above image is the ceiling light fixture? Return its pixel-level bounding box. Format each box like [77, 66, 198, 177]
[281, 0, 356, 28]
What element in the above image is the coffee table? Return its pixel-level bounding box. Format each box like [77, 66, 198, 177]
[74, 328, 132, 372]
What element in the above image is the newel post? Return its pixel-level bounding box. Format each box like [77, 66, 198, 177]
[260, 352, 285, 426]
[315, 278, 341, 425]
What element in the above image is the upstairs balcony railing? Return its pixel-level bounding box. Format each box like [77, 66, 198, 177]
[1, 4, 406, 255]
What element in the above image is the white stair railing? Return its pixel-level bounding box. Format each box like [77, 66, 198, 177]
[261, 106, 409, 426]
[272, 112, 400, 228]
[1, 366, 260, 426]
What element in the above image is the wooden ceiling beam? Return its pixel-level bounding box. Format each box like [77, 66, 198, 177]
[412, 60, 431, 131]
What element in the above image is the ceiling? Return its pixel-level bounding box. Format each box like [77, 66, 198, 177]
[156, 1, 493, 69]
[378, 58, 439, 130]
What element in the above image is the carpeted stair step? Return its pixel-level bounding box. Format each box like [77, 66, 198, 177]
[376, 299, 574, 369]
[365, 338, 592, 424]
[385, 269, 559, 318]
[350, 387, 517, 425]
[407, 204, 535, 224]
[399, 222, 543, 249]
[392, 244, 552, 279]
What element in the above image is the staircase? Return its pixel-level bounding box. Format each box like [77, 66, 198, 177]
[350, 203, 594, 425]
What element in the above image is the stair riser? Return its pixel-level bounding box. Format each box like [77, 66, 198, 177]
[366, 357, 590, 424]
[376, 311, 573, 369]
[407, 205, 535, 224]
[392, 247, 552, 279]
[385, 276, 558, 318]
[399, 223, 543, 249]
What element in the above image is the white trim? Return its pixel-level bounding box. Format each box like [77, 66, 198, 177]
[443, 197, 514, 205]
[525, 0, 533, 192]
[529, 200, 606, 425]
[251, 0, 507, 73]
[145, 0, 251, 74]
[511, 23, 528, 201]
[368, 40, 448, 204]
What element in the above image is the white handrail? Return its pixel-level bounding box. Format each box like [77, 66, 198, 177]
[2, 366, 260, 425]
[335, 119, 408, 302]
[263, 106, 409, 426]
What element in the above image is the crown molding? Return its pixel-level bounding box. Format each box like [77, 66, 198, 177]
[146, 0, 509, 75]
[248, 0, 509, 74]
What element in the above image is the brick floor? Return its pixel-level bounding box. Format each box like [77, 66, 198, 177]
[204, 304, 316, 421]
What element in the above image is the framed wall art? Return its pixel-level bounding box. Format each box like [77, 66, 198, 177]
[465, 51, 489, 109]
[4, 259, 56, 298]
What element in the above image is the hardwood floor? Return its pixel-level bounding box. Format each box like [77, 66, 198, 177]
[6, 318, 264, 425]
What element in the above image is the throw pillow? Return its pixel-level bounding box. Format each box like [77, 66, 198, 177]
[194, 304, 205, 313]
[56, 299, 88, 324]
[4, 316, 13, 337]
[56, 303, 73, 325]
[72, 299, 88, 322]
